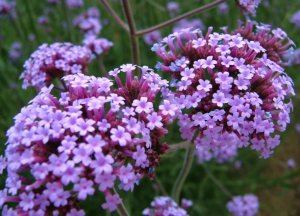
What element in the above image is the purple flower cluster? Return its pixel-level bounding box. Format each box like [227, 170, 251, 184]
[1, 64, 173, 215]
[8, 41, 22, 61]
[20, 42, 92, 90]
[73, 7, 102, 37]
[290, 10, 300, 28]
[290, 48, 300, 65]
[0, 0, 15, 16]
[66, 0, 84, 9]
[236, 0, 262, 15]
[83, 35, 113, 56]
[153, 27, 294, 158]
[218, 2, 229, 15]
[227, 194, 259, 216]
[144, 31, 162, 46]
[143, 196, 192, 216]
[166, 1, 180, 16]
[233, 20, 295, 66]
[173, 18, 205, 32]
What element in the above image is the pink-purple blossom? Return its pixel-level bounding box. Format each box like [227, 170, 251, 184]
[20, 42, 92, 90]
[83, 35, 113, 56]
[143, 196, 192, 216]
[154, 27, 294, 159]
[227, 194, 259, 216]
[1, 64, 173, 214]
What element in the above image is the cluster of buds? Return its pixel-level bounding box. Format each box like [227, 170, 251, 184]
[153, 27, 294, 158]
[232, 20, 295, 66]
[227, 194, 259, 216]
[83, 35, 113, 57]
[143, 196, 192, 216]
[0, 64, 175, 215]
[20, 42, 92, 90]
[73, 7, 102, 37]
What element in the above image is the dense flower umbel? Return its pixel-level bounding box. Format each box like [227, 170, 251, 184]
[153, 27, 294, 158]
[291, 10, 300, 28]
[227, 194, 259, 216]
[73, 7, 102, 36]
[142, 196, 192, 216]
[232, 20, 295, 66]
[1, 65, 172, 214]
[83, 35, 113, 56]
[235, 0, 261, 15]
[20, 42, 92, 90]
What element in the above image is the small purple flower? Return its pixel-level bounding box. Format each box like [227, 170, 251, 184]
[144, 30, 162, 46]
[143, 196, 190, 216]
[66, 0, 84, 9]
[83, 35, 113, 56]
[227, 194, 259, 216]
[73, 7, 102, 36]
[291, 10, 300, 28]
[236, 0, 262, 15]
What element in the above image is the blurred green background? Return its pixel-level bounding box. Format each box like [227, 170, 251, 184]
[0, 0, 300, 215]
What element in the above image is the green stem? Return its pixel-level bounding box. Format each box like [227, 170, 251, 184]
[121, 0, 140, 65]
[97, 55, 107, 77]
[154, 175, 168, 196]
[24, 0, 40, 44]
[134, 0, 226, 36]
[112, 188, 130, 216]
[100, 0, 129, 32]
[203, 166, 232, 198]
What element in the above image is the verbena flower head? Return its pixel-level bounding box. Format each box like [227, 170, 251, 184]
[232, 20, 295, 66]
[66, 0, 84, 9]
[142, 196, 191, 216]
[235, 0, 261, 15]
[1, 64, 172, 215]
[153, 27, 294, 158]
[0, 0, 15, 16]
[20, 42, 92, 90]
[144, 31, 162, 46]
[287, 158, 296, 169]
[290, 10, 300, 28]
[227, 194, 259, 216]
[83, 35, 113, 56]
[73, 7, 102, 36]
